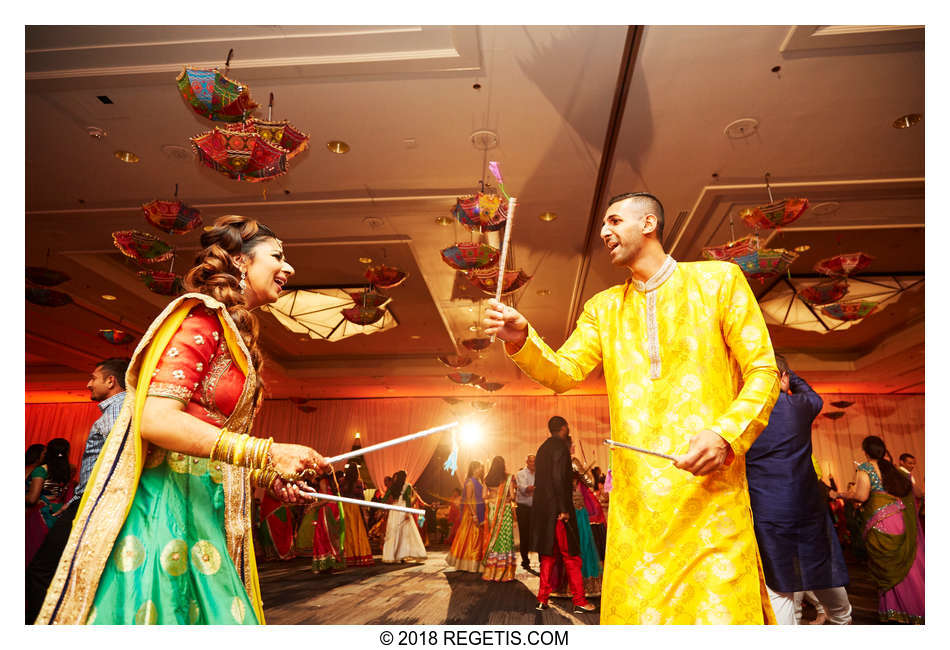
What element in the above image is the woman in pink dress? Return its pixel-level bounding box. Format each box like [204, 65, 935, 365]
[850, 435, 924, 624]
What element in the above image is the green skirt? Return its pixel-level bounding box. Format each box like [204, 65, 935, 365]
[87, 447, 258, 625]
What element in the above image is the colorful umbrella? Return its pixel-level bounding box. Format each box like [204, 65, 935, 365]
[821, 411, 846, 420]
[365, 264, 408, 289]
[138, 270, 184, 296]
[465, 268, 532, 296]
[739, 198, 809, 230]
[452, 192, 509, 232]
[227, 118, 309, 160]
[191, 126, 290, 182]
[26, 287, 72, 307]
[819, 300, 879, 321]
[98, 329, 135, 345]
[798, 279, 849, 306]
[347, 290, 389, 310]
[176, 66, 257, 123]
[476, 380, 504, 392]
[701, 234, 760, 261]
[112, 231, 174, 264]
[342, 305, 386, 326]
[438, 354, 473, 369]
[142, 199, 203, 235]
[440, 243, 499, 271]
[447, 372, 484, 385]
[814, 252, 875, 277]
[732, 248, 799, 282]
[26, 266, 70, 287]
[461, 337, 491, 351]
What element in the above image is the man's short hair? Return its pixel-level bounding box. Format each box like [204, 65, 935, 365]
[899, 453, 915, 462]
[547, 416, 568, 435]
[607, 191, 665, 243]
[97, 357, 130, 390]
[773, 353, 790, 376]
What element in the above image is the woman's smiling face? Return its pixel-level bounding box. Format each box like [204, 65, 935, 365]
[238, 237, 294, 309]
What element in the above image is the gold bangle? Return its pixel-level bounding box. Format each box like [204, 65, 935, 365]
[211, 428, 234, 463]
[233, 434, 249, 466]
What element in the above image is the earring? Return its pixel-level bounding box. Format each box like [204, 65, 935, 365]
[239, 270, 247, 292]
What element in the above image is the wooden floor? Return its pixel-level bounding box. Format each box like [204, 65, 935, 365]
[258, 545, 885, 625]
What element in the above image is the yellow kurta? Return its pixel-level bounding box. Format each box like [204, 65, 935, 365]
[509, 258, 779, 624]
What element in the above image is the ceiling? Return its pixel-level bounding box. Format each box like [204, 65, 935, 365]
[24, 25, 925, 402]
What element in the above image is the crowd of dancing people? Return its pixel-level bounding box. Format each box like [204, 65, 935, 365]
[24, 203, 924, 625]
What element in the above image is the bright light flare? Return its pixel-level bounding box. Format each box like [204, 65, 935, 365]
[459, 422, 482, 445]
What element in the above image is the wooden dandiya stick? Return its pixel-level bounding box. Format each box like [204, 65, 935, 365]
[489, 196, 517, 344]
[295, 490, 425, 515]
[324, 421, 459, 464]
[603, 438, 677, 462]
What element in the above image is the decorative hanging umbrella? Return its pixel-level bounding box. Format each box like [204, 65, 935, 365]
[289, 397, 310, 405]
[438, 354, 473, 369]
[26, 287, 72, 307]
[191, 126, 290, 182]
[739, 174, 808, 230]
[476, 380, 504, 392]
[138, 270, 184, 296]
[819, 300, 880, 321]
[452, 192, 509, 232]
[465, 268, 532, 296]
[471, 401, 494, 412]
[262, 287, 397, 342]
[298, 405, 318, 414]
[142, 198, 202, 235]
[347, 290, 389, 310]
[798, 279, 849, 306]
[98, 329, 135, 345]
[175, 52, 257, 123]
[447, 372, 484, 385]
[440, 243, 499, 271]
[821, 411, 846, 420]
[112, 230, 175, 264]
[701, 234, 760, 261]
[341, 305, 386, 326]
[226, 117, 309, 160]
[461, 337, 491, 352]
[365, 264, 408, 289]
[732, 248, 799, 282]
[26, 266, 70, 287]
[830, 400, 854, 409]
[814, 252, 875, 277]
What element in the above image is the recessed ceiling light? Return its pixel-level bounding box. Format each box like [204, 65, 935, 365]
[327, 140, 350, 154]
[892, 113, 922, 129]
[410, 335, 422, 340]
[811, 201, 840, 216]
[723, 117, 759, 139]
[435, 216, 453, 226]
[87, 126, 107, 140]
[793, 245, 811, 253]
[299, 337, 310, 341]
[114, 150, 139, 163]
[536, 289, 551, 296]
[538, 212, 558, 222]
[358, 256, 373, 264]
[101, 294, 117, 301]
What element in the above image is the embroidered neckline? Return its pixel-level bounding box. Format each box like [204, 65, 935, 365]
[631, 255, 677, 293]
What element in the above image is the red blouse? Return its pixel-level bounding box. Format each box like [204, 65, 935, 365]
[147, 305, 246, 426]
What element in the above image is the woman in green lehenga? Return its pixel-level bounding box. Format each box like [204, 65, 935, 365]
[481, 456, 518, 582]
[36, 216, 328, 625]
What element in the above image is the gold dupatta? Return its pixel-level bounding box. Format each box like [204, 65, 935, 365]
[36, 293, 266, 624]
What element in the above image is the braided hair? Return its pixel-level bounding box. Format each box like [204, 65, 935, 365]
[183, 215, 278, 398]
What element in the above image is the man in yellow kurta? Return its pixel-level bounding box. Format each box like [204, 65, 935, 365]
[485, 192, 779, 624]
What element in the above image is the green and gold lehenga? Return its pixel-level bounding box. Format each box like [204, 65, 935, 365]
[36, 294, 267, 625]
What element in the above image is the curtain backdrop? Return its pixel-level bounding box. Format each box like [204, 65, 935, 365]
[25, 393, 924, 492]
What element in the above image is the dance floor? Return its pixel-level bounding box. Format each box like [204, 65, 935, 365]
[258, 546, 882, 625]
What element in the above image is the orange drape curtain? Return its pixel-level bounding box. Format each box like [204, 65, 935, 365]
[25, 393, 924, 492]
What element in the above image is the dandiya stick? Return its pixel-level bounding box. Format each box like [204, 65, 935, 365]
[324, 421, 459, 464]
[489, 196, 517, 344]
[603, 438, 677, 462]
[296, 490, 424, 515]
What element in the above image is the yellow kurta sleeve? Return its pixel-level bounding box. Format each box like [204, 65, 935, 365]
[707, 264, 779, 457]
[507, 297, 604, 394]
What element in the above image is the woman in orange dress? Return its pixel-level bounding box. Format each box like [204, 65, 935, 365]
[445, 461, 486, 572]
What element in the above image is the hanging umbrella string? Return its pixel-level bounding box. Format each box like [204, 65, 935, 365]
[765, 172, 774, 204]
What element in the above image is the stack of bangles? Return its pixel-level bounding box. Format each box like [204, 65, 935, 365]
[210, 428, 280, 491]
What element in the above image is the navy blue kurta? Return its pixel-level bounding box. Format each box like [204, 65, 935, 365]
[745, 370, 849, 592]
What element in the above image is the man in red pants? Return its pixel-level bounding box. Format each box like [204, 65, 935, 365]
[531, 416, 596, 613]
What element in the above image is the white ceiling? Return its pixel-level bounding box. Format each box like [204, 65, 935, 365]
[25, 25, 925, 401]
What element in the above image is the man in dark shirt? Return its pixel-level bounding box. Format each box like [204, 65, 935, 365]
[745, 354, 851, 624]
[531, 416, 595, 613]
[26, 357, 129, 624]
